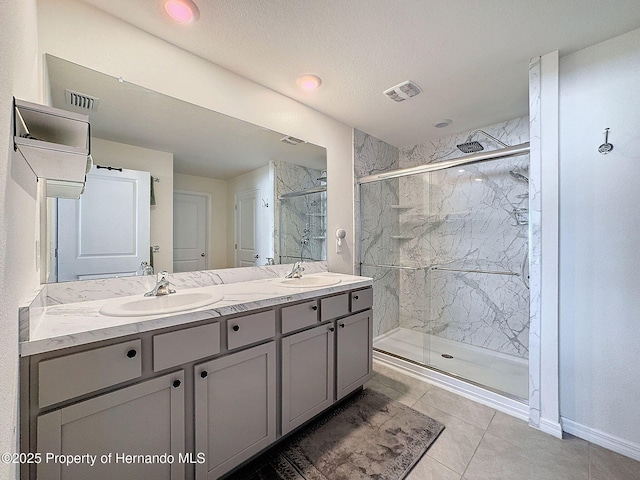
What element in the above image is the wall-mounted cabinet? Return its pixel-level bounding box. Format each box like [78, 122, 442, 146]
[13, 98, 91, 198]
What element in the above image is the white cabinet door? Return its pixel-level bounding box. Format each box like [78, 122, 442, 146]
[336, 310, 373, 400]
[281, 324, 335, 435]
[37, 371, 185, 480]
[194, 342, 276, 480]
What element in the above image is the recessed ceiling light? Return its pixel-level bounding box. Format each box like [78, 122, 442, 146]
[164, 0, 200, 24]
[433, 119, 453, 128]
[296, 74, 322, 91]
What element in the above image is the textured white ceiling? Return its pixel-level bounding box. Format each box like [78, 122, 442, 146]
[77, 0, 640, 147]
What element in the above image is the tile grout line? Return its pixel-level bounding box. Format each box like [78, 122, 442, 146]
[460, 409, 497, 479]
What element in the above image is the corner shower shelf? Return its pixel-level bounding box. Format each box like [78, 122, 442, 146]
[390, 204, 416, 210]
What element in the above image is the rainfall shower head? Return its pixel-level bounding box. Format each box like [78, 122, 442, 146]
[456, 141, 484, 153]
[456, 129, 510, 154]
[509, 170, 529, 184]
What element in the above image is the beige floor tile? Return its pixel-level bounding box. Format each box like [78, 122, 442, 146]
[371, 363, 433, 400]
[412, 401, 485, 475]
[363, 378, 423, 407]
[464, 432, 589, 480]
[418, 386, 496, 430]
[487, 411, 589, 458]
[406, 455, 462, 480]
[589, 443, 640, 480]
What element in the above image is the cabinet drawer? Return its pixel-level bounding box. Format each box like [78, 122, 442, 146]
[281, 300, 318, 334]
[320, 293, 349, 321]
[38, 339, 142, 408]
[351, 288, 373, 313]
[153, 323, 220, 372]
[227, 310, 276, 350]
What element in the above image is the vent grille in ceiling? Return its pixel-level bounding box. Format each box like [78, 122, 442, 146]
[65, 89, 99, 112]
[383, 80, 422, 102]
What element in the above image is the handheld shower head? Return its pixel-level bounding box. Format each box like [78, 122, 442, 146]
[509, 170, 529, 184]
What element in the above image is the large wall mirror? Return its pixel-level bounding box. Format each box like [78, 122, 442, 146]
[44, 55, 327, 283]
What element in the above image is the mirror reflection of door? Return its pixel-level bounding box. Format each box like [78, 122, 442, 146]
[57, 166, 151, 281]
[235, 190, 258, 267]
[173, 191, 208, 273]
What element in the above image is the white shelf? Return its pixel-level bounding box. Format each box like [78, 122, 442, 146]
[390, 204, 415, 209]
[13, 98, 91, 195]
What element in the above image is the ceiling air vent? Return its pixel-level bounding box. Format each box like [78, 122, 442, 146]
[65, 89, 99, 112]
[280, 135, 306, 146]
[383, 80, 422, 102]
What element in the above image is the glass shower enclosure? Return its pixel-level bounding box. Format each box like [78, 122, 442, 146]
[279, 188, 327, 264]
[359, 152, 530, 399]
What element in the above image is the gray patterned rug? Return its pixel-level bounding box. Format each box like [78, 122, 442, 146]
[226, 389, 445, 480]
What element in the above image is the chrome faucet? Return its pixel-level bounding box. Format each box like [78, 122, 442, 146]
[285, 261, 305, 279]
[145, 271, 176, 297]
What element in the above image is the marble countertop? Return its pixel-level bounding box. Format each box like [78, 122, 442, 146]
[20, 272, 372, 357]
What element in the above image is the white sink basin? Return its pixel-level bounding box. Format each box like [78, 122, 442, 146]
[278, 276, 341, 288]
[99, 291, 223, 317]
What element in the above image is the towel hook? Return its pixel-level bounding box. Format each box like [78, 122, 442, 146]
[598, 128, 614, 154]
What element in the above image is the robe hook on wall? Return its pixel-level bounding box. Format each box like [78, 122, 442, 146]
[598, 127, 614, 154]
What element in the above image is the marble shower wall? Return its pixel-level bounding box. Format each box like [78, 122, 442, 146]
[273, 160, 326, 264]
[398, 117, 530, 358]
[354, 129, 400, 336]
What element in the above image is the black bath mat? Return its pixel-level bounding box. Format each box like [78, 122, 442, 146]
[226, 389, 445, 480]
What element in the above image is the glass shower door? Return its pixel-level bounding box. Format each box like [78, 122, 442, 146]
[360, 154, 530, 399]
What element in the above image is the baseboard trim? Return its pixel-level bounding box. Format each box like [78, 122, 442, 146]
[538, 417, 563, 439]
[373, 352, 529, 421]
[562, 418, 640, 462]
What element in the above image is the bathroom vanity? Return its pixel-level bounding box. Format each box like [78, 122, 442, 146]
[19, 269, 373, 480]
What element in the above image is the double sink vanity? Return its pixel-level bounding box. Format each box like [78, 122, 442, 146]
[19, 264, 373, 480]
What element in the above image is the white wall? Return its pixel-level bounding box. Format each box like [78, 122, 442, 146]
[226, 166, 273, 266]
[0, 1, 40, 478]
[91, 138, 174, 271]
[174, 173, 228, 269]
[37, 0, 355, 275]
[559, 27, 640, 456]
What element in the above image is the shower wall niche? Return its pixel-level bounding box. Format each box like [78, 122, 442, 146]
[357, 117, 530, 399]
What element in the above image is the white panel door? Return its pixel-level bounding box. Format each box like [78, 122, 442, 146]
[173, 191, 207, 272]
[235, 190, 258, 267]
[57, 166, 150, 281]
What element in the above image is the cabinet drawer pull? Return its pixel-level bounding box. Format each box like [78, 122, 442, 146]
[353, 295, 359, 300]
[232, 325, 240, 332]
[200, 371, 208, 379]
[329, 327, 335, 332]
[126, 349, 137, 358]
[311, 305, 318, 311]
[340, 323, 345, 328]
[173, 380, 181, 388]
